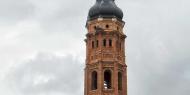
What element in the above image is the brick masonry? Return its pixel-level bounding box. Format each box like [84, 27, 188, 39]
[84, 18, 127, 95]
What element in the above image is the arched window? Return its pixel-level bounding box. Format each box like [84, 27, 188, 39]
[109, 39, 112, 47]
[106, 24, 109, 28]
[94, 26, 97, 30]
[96, 40, 99, 48]
[103, 39, 106, 47]
[118, 72, 122, 90]
[91, 71, 97, 90]
[92, 41, 94, 48]
[104, 70, 112, 89]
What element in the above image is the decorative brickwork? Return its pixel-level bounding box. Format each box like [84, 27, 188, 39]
[85, 0, 127, 94]
[84, 17, 127, 95]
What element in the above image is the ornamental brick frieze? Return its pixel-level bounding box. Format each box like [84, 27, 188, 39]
[103, 63, 114, 68]
[86, 63, 99, 70]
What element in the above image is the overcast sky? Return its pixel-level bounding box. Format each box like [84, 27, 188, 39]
[0, 0, 190, 95]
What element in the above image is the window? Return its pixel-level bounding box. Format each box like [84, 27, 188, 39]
[91, 71, 97, 90]
[92, 41, 95, 48]
[94, 26, 96, 30]
[118, 72, 122, 90]
[96, 40, 99, 48]
[109, 39, 112, 47]
[104, 70, 112, 89]
[103, 39, 106, 47]
[106, 24, 109, 28]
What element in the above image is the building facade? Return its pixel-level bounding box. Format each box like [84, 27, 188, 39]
[84, 0, 127, 95]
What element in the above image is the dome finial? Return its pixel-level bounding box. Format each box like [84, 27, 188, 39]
[88, 0, 123, 20]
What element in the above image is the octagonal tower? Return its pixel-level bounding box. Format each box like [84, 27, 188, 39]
[84, 0, 127, 95]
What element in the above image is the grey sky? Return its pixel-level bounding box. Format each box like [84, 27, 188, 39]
[0, 0, 189, 95]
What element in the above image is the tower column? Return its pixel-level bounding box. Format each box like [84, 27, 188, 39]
[114, 62, 119, 95]
[122, 67, 127, 95]
[98, 61, 103, 95]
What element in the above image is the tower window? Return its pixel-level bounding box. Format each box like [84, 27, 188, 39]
[91, 71, 98, 90]
[118, 72, 122, 90]
[117, 27, 119, 31]
[109, 39, 112, 47]
[96, 40, 99, 48]
[106, 25, 109, 28]
[103, 39, 106, 47]
[94, 26, 97, 30]
[104, 70, 112, 89]
[92, 41, 94, 48]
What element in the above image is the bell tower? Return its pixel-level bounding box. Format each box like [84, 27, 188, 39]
[84, 0, 127, 95]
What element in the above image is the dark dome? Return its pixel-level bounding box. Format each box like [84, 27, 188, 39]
[88, 0, 123, 21]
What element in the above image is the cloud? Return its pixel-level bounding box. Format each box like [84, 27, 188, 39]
[0, 53, 84, 95]
[123, 0, 190, 95]
[0, 0, 190, 95]
[0, 0, 34, 24]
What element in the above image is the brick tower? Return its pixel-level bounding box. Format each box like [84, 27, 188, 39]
[84, 0, 127, 95]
